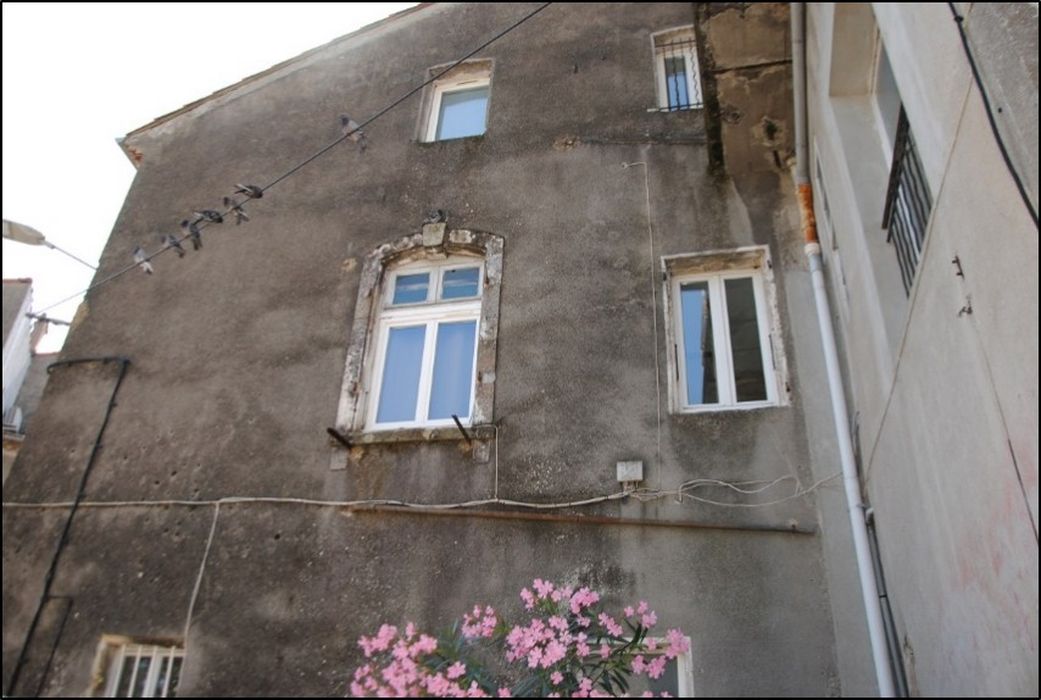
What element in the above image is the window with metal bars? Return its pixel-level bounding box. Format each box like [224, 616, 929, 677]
[102, 643, 183, 698]
[653, 28, 703, 111]
[881, 107, 933, 295]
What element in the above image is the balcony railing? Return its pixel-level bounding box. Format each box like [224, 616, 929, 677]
[882, 108, 932, 295]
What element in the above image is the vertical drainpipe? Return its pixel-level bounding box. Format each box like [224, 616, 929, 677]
[791, 4, 897, 697]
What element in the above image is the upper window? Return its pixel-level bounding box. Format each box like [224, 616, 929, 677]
[95, 639, 183, 697]
[664, 247, 783, 412]
[653, 27, 703, 111]
[424, 65, 491, 142]
[366, 258, 484, 431]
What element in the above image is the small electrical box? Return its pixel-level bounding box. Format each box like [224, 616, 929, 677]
[616, 460, 644, 483]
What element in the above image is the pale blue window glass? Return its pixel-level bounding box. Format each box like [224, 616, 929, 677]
[428, 321, 477, 420]
[680, 282, 718, 405]
[436, 86, 489, 140]
[392, 273, 430, 305]
[665, 56, 689, 109]
[441, 267, 481, 299]
[376, 326, 426, 423]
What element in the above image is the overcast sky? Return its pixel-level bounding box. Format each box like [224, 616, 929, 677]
[2, 2, 415, 352]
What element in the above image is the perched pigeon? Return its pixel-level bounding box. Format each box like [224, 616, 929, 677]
[423, 209, 447, 225]
[223, 197, 250, 225]
[193, 209, 223, 224]
[234, 184, 263, 199]
[339, 114, 367, 149]
[181, 219, 203, 250]
[161, 233, 186, 258]
[133, 246, 154, 275]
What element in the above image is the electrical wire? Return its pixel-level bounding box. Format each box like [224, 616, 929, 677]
[2, 471, 839, 514]
[947, 3, 1038, 229]
[32, 3, 552, 316]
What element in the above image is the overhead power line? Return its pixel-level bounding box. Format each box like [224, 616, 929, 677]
[33, 3, 552, 316]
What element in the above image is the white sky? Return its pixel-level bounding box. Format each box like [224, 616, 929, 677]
[2, 2, 415, 352]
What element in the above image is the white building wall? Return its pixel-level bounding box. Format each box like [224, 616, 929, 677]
[806, 2, 1038, 695]
[2, 289, 33, 420]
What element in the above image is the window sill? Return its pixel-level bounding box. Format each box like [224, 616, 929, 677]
[346, 424, 496, 446]
[416, 134, 486, 146]
[646, 106, 704, 113]
[673, 401, 782, 416]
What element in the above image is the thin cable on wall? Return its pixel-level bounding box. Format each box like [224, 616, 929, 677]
[32, 3, 553, 317]
[947, 2, 1038, 229]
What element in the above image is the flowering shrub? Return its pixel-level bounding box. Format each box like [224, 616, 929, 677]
[349, 579, 690, 697]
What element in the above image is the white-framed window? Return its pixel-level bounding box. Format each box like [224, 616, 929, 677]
[424, 72, 490, 142]
[652, 27, 703, 111]
[95, 640, 183, 697]
[365, 258, 483, 431]
[664, 247, 784, 412]
[624, 636, 695, 697]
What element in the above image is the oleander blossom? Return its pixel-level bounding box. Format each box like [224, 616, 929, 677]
[348, 579, 688, 697]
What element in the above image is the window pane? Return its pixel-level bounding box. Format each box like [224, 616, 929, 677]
[168, 657, 182, 698]
[441, 267, 481, 299]
[427, 320, 477, 420]
[392, 273, 429, 305]
[680, 282, 718, 405]
[376, 326, 426, 423]
[131, 655, 152, 697]
[155, 656, 171, 698]
[436, 86, 488, 140]
[665, 56, 689, 108]
[725, 277, 768, 402]
[875, 44, 901, 152]
[116, 654, 135, 697]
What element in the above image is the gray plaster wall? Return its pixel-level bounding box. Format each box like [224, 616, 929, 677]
[807, 3, 1038, 696]
[4, 4, 870, 696]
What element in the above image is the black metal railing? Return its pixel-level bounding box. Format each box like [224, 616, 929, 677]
[882, 108, 932, 295]
[654, 37, 704, 111]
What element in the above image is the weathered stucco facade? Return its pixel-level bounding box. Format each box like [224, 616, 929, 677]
[5, 2, 1035, 697]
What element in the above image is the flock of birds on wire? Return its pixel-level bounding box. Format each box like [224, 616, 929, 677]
[130, 115, 366, 276]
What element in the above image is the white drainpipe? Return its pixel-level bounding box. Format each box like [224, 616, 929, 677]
[791, 3, 897, 696]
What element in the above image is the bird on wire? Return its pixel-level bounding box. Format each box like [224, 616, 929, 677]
[161, 233, 186, 258]
[133, 246, 154, 275]
[181, 219, 203, 250]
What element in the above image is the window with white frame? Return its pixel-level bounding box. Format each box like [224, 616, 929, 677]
[653, 27, 703, 111]
[96, 640, 183, 697]
[665, 247, 783, 412]
[424, 64, 491, 142]
[366, 257, 483, 431]
[623, 636, 695, 697]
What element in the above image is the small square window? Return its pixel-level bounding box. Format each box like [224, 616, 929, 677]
[94, 639, 184, 698]
[624, 637, 695, 697]
[424, 66, 491, 142]
[653, 28, 703, 111]
[665, 247, 784, 412]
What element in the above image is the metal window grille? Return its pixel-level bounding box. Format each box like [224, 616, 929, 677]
[882, 108, 932, 295]
[655, 36, 703, 111]
[106, 644, 183, 698]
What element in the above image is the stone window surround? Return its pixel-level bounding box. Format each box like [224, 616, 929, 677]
[333, 224, 503, 448]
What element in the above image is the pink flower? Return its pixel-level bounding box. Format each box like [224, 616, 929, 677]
[647, 656, 668, 680]
[520, 588, 535, 610]
[646, 638, 658, 652]
[542, 640, 567, 667]
[550, 671, 564, 685]
[641, 611, 657, 627]
[597, 612, 623, 637]
[447, 661, 467, 679]
[624, 606, 635, 618]
[599, 643, 611, 659]
[497, 688, 512, 698]
[637, 601, 649, 614]
[665, 628, 689, 659]
[632, 655, 646, 674]
[533, 578, 555, 598]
